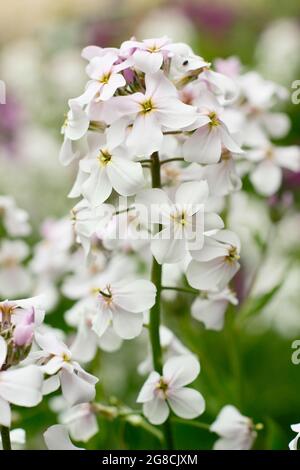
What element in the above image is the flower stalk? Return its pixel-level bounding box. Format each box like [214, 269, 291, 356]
[149, 151, 174, 450]
[0, 425, 11, 451]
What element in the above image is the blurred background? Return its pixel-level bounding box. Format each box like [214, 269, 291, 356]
[0, 0, 300, 450]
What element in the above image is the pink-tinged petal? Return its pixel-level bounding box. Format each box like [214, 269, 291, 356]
[35, 332, 68, 356]
[42, 356, 65, 375]
[219, 125, 243, 154]
[163, 355, 200, 388]
[112, 280, 156, 313]
[42, 375, 60, 395]
[59, 369, 96, 407]
[106, 118, 128, 148]
[168, 387, 205, 419]
[127, 113, 163, 156]
[250, 161, 282, 196]
[0, 337, 7, 370]
[107, 157, 144, 196]
[74, 81, 101, 107]
[175, 181, 209, 208]
[112, 308, 144, 339]
[183, 126, 222, 164]
[143, 396, 169, 425]
[145, 71, 177, 99]
[137, 371, 161, 403]
[82, 45, 105, 60]
[44, 425, 83, 450]
[156, 98, 197, 130]
[151, 232, 187, 264]
[0, 365, 43, 407]
[0, 397, 11, 427]
[99, 73, 126, 101]
[133, 50, 163, 74]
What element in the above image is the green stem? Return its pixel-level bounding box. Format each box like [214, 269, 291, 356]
[171, 417, 211, 430]
[160, 157, 185, 165]
[162, 285, 199, 295]
[0, 426, 11, 450]
[149, 151, 174, 450]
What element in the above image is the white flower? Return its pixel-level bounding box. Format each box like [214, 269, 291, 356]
[246, 144, 300, 196]
[75, 52, 126, 105]
[72, 199, 114, 256]
[136, 181, 223, 264]
[0, 240, 31, 298]
[0, 196, 31, 237]
[187, 230, 241, 292]
[191, 288, 238, 331]
[60, 403, 98, 443]
[66, 299, 122, 362]
[121, 36, 173, 74]
[81, 132, 145, 205]
[137, 355, 205, 425]
[34, 333, 98, 407]
[111, 71, 197, 156]
[200, 152, 242, 197]
[289, 423, 300, 450]
[92, 279, 156, 340]
[183, 92, 242, 164]
[59, 100, 89, 166]
[0, 337, 43, 427]
[62, 100, 90, 141]
[44, 424, 84, 450]
[138, 325, 191, 375]
[210, 405, 257, 450]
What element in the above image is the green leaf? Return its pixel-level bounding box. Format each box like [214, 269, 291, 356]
[239, 282, 282, 321]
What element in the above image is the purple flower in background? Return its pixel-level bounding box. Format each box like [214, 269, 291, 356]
[182, 1, 237, 36]
[0, 93, 24, 155]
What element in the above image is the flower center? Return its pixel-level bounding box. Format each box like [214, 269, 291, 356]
[147, 45, 160, 53]
[208, 112, 220, 127]
[156, 378, 169, 397]
[98, 285, 113, 304]
[99, 72, 111, 84]
[98, 149, 112, 166]
[226, 246, 240, 263]
[62, 352, 71, 362]
[171, 210, 187, 226]
[140, 99, 155, 114]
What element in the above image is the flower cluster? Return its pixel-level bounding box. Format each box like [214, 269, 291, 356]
[1, 35, 299, 451]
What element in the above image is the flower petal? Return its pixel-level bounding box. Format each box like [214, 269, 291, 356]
[168, 387, 205, 419]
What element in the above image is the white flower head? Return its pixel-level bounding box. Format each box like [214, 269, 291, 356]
[137, 355, 205, 425]
[210, 405, 257, 450]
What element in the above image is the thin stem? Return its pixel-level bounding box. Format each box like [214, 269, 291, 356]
[149, 151, 174, 450]
[160, 157, 185, 165]
[162, 285, 199, 295]
[0, 426, 11, 450]
[163, 131, 183, 136]
[171, 417, 211, 431]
